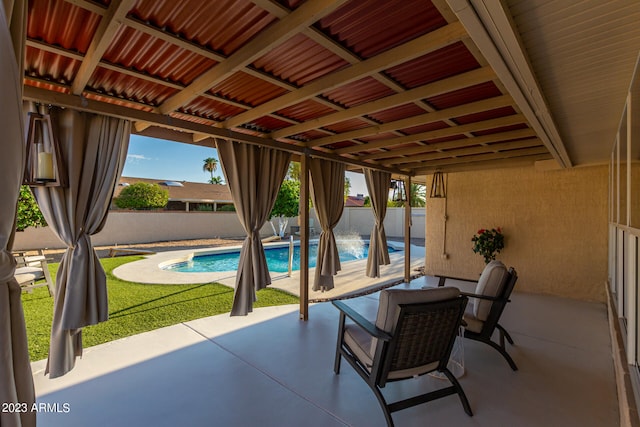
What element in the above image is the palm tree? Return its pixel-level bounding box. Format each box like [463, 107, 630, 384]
[209, 176, 224, 184]
[410, 184, 426, 207]
[203, 157, 218, 182]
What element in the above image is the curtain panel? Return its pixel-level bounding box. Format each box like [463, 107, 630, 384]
[309, 158, 345, 291]
[0, 1, 36, 426]
[217, 139, 291, 316]
[364, 169, 391, 278]
[32, 108, 130, 378]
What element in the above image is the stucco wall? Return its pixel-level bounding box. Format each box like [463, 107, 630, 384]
[332, 207, 425, 238]
[13, 211, 278, 250]
[14, 207, 423, 250]
[425, 164, 609, 302]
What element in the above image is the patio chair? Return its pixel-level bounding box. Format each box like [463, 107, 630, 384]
[436, 260, 518, 370]
[14, 250, 55, 297]
[332, 287, 472, 427]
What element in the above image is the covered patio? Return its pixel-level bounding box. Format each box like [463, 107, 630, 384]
[2, 0, 640, 426]
[30, 278, 617, 427]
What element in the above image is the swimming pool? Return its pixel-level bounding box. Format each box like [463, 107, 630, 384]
[163, 241, 395, 273]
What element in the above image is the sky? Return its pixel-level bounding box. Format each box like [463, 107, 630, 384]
[123, 135, 369, 196]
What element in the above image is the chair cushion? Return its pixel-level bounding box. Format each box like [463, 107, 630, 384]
[343, 324, 440, 379]
[375, 287, 461, 333]
[463, 303, 484, 333]
[342, 288, 462, 382]
[374, 287, 460, 357]
[344, 324, 374, 369]
[474, 260, 508, 321]
[15, 266, 45, 285]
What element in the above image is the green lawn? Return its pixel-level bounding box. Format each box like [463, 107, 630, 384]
[21, 256, 299, 362]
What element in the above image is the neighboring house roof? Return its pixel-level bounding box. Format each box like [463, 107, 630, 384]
[114, 177, 233, 203]
[345, 195, 365, 207]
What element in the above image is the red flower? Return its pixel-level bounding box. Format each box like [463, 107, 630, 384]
[477, 229, 485, 235]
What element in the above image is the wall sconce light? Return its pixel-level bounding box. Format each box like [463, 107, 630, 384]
[23, 112, 67, 187]
[390, 179, 407, 202]
[429, 171, 446, 198]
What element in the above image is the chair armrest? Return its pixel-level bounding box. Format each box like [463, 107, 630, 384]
[436, 274, 479, 287]
[332, 300, 392, 341]
[459, 291, 502, 302]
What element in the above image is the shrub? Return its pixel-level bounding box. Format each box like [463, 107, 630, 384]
[16, 186, 47, 231]
[114, 183, 169, 210]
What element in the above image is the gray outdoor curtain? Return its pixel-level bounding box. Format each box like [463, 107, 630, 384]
[0, 1, 35, 426]
[309, 158, 345, 291]
[364, 169, 391, 278]
[32, 108, 130, 378]
[217, 139, 291, 316]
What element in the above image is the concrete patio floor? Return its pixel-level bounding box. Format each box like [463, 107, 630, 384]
[31, 276, 618, 427]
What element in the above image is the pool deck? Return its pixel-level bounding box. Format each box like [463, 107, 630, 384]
[113, 240, 425, 300]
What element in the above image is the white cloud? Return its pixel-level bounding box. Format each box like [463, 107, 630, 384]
[127, 154, 153, 161]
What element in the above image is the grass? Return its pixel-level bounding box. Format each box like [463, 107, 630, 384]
[21, 256, 299, 362]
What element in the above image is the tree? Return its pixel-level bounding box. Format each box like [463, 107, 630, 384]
[287, 161, 300, 181]
[410, 184, 426, 207]
[269, 179, 300, 237]
[203, 157, 218, 181]
[16, 185, 47, 231]
[209, 176, 224, 184]
[387, 183, 427, 207]
[114, 183, 169, 210]
[344, 176, 351, 200]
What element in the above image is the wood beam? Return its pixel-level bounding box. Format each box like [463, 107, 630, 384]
[159, 0, 350, 114]
[335, 114, 526, 155]
[64, 0, 106, 15]
[412, 146, 550, 169]
[250, 0, 289, 18]
[226, 21, 469, 128]
[307, 94, 513, 147]
[404, 175, 411, 283]
[413, 153, 552, 174]
[71, 0, 135, 94]
[299, 153, 310, 320]
[134, 121, 151, 132]
[359, 128, 537, 160]
[392, 138, 543, 169]
[24, 85, 408, 176]
[270, 66, 494, 139]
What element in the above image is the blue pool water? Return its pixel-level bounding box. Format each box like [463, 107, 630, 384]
[164, 242, 396, 273]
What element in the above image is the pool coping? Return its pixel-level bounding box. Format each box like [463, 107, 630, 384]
[112, 239, 423, 297]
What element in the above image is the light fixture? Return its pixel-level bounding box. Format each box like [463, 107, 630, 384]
[390, 179, 407, 202]
[429, 171, 446, 198]
[23, 111, 67, 187]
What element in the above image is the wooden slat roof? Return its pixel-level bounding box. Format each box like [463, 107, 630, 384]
[26, 0, 635, 178]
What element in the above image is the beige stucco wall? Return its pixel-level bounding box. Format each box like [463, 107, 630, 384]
[332, 207, 425, 238]
[13, 211, 279, 250]
[425, 163, 609, 302]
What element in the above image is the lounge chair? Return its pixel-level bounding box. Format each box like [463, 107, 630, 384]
[332, 287, 472, 426]
[14, 250, 55, 297]
[436, 260, 519, 370]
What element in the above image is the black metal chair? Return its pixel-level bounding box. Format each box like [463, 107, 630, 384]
[437, 261, 519, 370]
[333, 287, 472, 427]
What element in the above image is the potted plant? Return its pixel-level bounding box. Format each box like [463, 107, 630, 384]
[471, 227, 505, 264]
